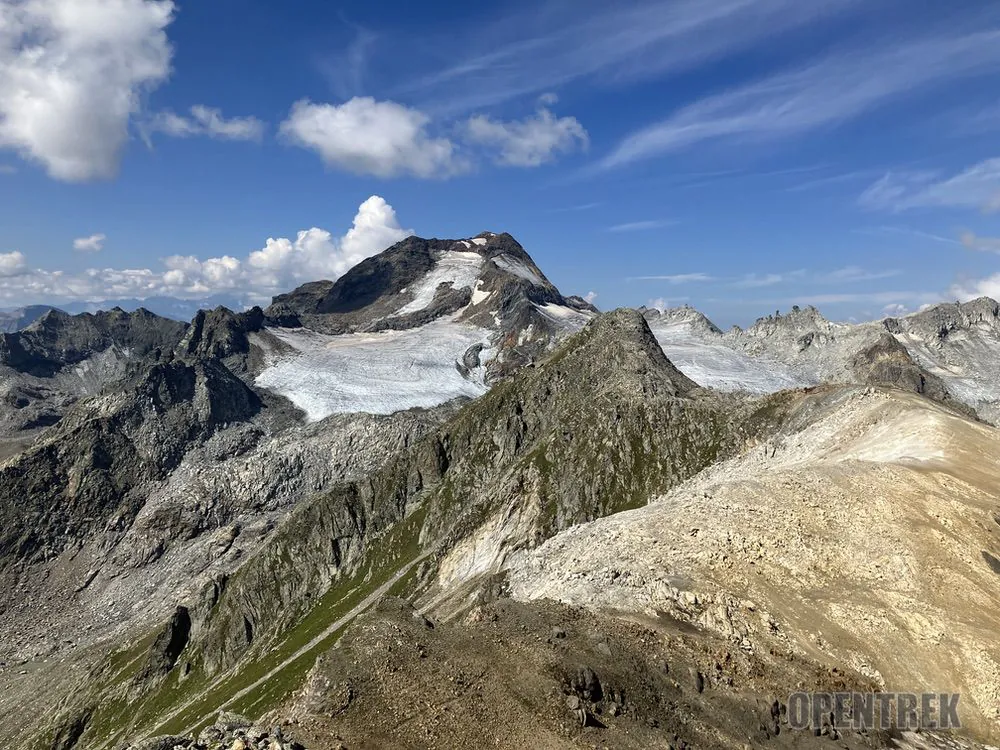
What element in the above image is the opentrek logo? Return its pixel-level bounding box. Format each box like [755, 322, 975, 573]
[787, 692, 961, 732]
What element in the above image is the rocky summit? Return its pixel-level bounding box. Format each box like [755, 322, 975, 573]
[1, 232, 999, 750]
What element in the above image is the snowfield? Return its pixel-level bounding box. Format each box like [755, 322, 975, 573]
[648, 319, 808, 393]
[396, 251, 484, 315]
[254, 319, 491, 421]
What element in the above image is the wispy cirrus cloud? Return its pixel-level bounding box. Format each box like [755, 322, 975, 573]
[854, 225, 964, 246]
[820, 266, 902, 283]
[732, 271, 805, 288]
[599, 27, 1000, 170]
[608, 219, 676, 232]
[399, 0, 861, 115]
[629, 273, 714, 283]
[859, 158, 1000, 213]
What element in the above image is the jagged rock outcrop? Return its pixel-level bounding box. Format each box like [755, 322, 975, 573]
[0, 359, 261, 563]
[177, 306, 265, 361]
[0, 307, 186, 377]
[0, 305, 61, 333]
[849, 332, 951, 400]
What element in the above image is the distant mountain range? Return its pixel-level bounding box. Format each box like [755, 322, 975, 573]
[0, 294, 255, 330]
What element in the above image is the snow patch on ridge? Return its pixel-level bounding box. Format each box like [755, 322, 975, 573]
[396, 251, 484, 315]
[493, 254, 545, 286]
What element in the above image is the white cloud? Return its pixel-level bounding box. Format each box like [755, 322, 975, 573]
[0, 196, 412, 307]
[860, 159, 1000, 213]
[404, 0, 859, 115]
[280, 97, 465, 178]
[600, 28, 1000, 169]
[0, 251, 26, 277]
[143, 105, 265, 142]
[583, 290, 597, 304]
[608, 219, 675, 232]
[820, 266, 901, 283]
[732, 271, 805, 288]
[0, 0, 174, 181]
[950, 274, 1000, 302]
[882, 303, 910, 316]
[465, 105, 587, 167]
[630, 273, 714, 283]
[73, 233, 106, 253]
[646, 296, 689, 311]
[960, 230, 1000, 252]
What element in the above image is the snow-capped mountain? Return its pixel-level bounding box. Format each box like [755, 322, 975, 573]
[251, 231, 596, 420]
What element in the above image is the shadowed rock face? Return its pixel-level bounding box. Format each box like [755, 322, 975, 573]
[0, 305, 61, 334]
[849, 332, 959, 405]
[177, 306, 265, 361]
[0, 359, 261, 564]
[0, 307, 187, 377]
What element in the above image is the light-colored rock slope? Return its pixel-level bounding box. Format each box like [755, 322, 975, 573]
[508, 386, 1000, 742]
[646, 299, 1000, 423]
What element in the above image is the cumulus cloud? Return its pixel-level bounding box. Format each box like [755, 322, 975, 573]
[860, 159, 1000, 213]
[0, 0, 174, 181]
[0, 196, 412, 307]
[949, 274, 1000, 302]
[280, 98, 465, 178]
[583, 291, 597, 304]
[142, 105, 265, 142]
[0, 251, 26, 277]
[73, 234, 106, 253]
[465, 105, 588, 167]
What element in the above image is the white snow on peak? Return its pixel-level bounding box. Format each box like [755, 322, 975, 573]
[470, 237, 488, 246]
[457, 240, 472, 248]
[254, 319, 491, 421]
[535, 303, 593, 332]
[396, 251, 484, 315]
[493, 254, 545, 287]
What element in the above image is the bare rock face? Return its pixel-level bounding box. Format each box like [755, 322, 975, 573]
[0, 307, 186, 377]
[131, 606, 192, 693]
[0, 305, 61, 333]
[0, 358, 261, 564]
[848, 332, 959, 406]
[177, 306, 265, 361]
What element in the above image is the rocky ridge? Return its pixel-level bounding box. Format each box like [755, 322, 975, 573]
[645, 298, 1000, 422]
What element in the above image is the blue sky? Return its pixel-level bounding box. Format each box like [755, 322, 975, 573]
[1, 0, 1000, 326]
